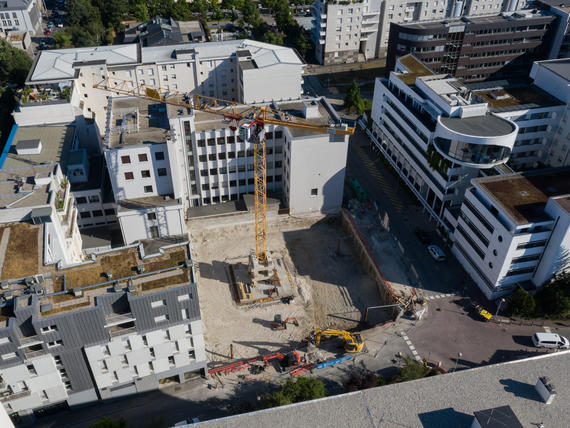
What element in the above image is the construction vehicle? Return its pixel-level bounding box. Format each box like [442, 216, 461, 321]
[271, 315, 299, 330]
[91, 78, 354, 273]
[313, 329, 364, 353]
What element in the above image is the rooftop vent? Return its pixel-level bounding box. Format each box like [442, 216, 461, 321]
[15, 139, 42, 155]
[535, 376, 556, 404]
[489, 90, 511, 101]
[302, 100, 320, 119]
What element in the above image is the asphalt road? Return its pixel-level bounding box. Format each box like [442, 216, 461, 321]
[408, 296, 570, 371]
[345, 129, 477, 298]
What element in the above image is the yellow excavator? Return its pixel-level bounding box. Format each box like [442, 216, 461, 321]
[313, 329, 364, 353]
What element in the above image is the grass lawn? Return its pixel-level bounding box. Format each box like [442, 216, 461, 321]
[1, 223, 38, 280]
[145, 249, 187, 272]
[141, 271, 189, 292]
[62, 249, 139, 289]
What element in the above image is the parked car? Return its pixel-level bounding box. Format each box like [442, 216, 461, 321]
[415, 229, 431, 244]
[47, 21, 54, 28]
[44, 29, 51, 36]
[532, 332, 569, 349]
[427, 245, 446, 262]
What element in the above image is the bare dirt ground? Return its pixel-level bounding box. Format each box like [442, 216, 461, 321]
[189, 215, 384, 365]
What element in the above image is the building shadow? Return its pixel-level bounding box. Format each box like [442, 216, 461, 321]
[418, 407, 474, 428]
[512, 335, 533, 347]
[499, 379, 542, 402]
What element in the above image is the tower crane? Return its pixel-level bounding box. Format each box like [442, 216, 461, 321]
[92, 77, 355, 267]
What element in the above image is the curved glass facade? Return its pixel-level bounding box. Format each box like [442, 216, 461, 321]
[434, 137, 511, 166]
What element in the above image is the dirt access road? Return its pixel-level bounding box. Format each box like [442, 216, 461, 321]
[190, 215, 386, 365]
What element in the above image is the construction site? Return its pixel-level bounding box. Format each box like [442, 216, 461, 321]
[189, 205, 416, 374]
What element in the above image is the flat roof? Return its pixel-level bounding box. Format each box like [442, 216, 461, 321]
[0, 165, 54, 209]
[119, 195, 181, 210]
[191, 98, 340, 138]
[439, 115, 515, 137]
[474, 85, 563, 112]
[475, 168, 570, 224]
[199, 351, 570, 428]
[108, 98, 170, 148]
[536, 58, 570, 82]
[396, 54, 435, 86]
[3, 125, 75, 170]
[1, 244, 191, 318]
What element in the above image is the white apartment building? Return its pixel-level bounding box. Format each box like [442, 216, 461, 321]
[311, 0, 529, 63]
[0, 164, 83, 267]
[0, 0, 41, 35]
[369, 54, 518, 232]
[25, 39, 305, 133]
[528, 58, 570, 167]
[369, 55, 570, 231]
[103, 97, 187, 244]
[312, 0, 381, 64]
[454, 169, 570, 298]
[172, 97, 350, 215]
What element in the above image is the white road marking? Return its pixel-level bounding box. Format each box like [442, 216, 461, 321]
[543, 326, 551, 333]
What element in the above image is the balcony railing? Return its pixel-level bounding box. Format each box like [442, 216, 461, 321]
[104, 312, 135, 328]
[18, 335, 43, 348]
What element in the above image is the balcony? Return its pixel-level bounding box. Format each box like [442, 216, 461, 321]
[17, 83, 73, 107]
[104, 312, 136, 328]
[18, 335, 43, 349]
[0, 388, 31, 403]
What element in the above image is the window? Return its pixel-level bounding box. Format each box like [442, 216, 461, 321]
[88, 195, 100, 203]
[92, 210, 103, 217]
[144, 185, 153, 193]
[41, 325, 57, 333]
[168, 356, 175, 366]
[141, 170, 151, 178]
[157, 168, 167, 176]
[27, 364, 37, 376]
[80, 211, 91, 219]
[177, 294, 191, 302]
[181, 308, 190, 319]
[104, 208, 116, 216]
[138, 153, 148, 162]
[47, 340, 63, 348]
[76, 197, 87, 204]
[147, 213, 156, 220]
[1, 352, 16, 361]
[154, 314, 168, 323]
[124, 172, 134, 180]
[155, 151, 165, 160]
[311, 188, 318, 196]
[0, 337, 10, 345]
[121, 156, 131, 164]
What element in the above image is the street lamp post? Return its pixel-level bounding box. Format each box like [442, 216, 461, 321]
[495, 298, 506, 318]
[453, 352, 462, 373]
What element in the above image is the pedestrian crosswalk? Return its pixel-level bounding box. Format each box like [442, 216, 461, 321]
[352, 144, 405, 213]
[422, 291, 459, 301]
[400, 331, 422, 362]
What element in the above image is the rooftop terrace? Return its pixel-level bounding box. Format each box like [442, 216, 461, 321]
[107, 98, 171, 148]
[395, 54, 435, 86]
[3, 125, 76, 170]
[0, 241, 192, 321]
[0, 165, 55, 209]
[474, 85, 563, 112]
[475, 168, 570, 224]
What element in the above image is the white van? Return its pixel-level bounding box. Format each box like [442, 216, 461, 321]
[531, 332, 569, 349]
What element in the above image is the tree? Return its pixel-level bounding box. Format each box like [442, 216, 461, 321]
[129, 0, 149, 21]
[53, 31, 74, 48]
[241, 0, 261, 26]
[343, 371, 385, 392]
[90, 417, 127, 428]
[0, 38, 33, 86]
[509, 287, 536, 317]
[535, 272, 570, 318]
[390, 357, 439, 384]
[262, 377, 326, 408]
[67, 0, 97, 27]
[170, 0, 192, 20]
[344, 80, 365, 114]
